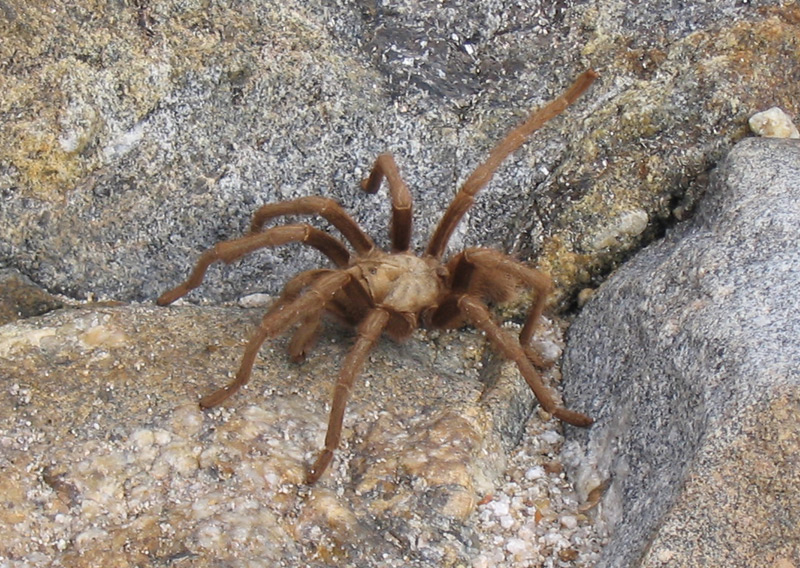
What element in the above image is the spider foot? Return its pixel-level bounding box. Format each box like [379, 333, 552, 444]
[306, 449, 334, 484]
[553, 407, 593, 427]
[198, 384, 240, 409]
[156, 286, 187, 306]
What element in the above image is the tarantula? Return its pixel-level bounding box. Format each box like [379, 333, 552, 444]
[158, 69, 597, 483]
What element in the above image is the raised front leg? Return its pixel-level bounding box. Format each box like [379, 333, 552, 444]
[360, 153, 413, 252]
[426, 69, 598, 259]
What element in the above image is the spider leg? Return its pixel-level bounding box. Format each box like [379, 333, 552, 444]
[290, 289, 373, 363]
[264, 269, 334, 362]
[448, 248, 553, 366]
[249, 196, 375, 255]
[426, 69, 598, 259]
[157, 224, 350, 305]
[288, 313, 323, 362]
[287, 263, 376, 334]
[306, 307, 390, 484]
[285, 294, 360, 363]
[199, 270, 354, 408]
[360, 153, 413, 252]
[456, 294, 592, 427]
[289, 276, 376, 362]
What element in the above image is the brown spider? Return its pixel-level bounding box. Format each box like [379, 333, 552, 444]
[158, 69, 598, 484]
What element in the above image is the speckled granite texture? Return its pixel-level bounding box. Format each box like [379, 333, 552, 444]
[0, 305, 604, 566]
[2, 0, 800, 566]
[562, 137, 800, 567]
[1, 0, 799, 308]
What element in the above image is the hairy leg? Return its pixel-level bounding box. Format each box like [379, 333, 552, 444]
[360, 153, 413, 252]
[457, 294, 592, 427]
[448, 248, 553, 365]
[288, 314, 322, 362]
[265, 269, 334, 362]
[157, 224, 350, 305]
[426, 69, 598, 259]
[306, 308, 390, 483]
[249, 196, 375, 255]
[198, 270, 353, 408]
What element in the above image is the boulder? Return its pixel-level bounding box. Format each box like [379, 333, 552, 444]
[563, 137, 800, 567]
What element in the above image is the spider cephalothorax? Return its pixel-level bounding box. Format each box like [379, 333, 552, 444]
[158, 69, 598, 483]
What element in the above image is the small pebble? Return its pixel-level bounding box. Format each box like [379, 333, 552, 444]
[506, 537, 529, 555]
[490, 500, 510, 517]
[656, 548, 675, 562]
[560, 514, 578, 529]
[238, 293, 274, 308]
[539, 430, 562, 445]
[524, 465, 546, 480]
[749, 107, 800, 139]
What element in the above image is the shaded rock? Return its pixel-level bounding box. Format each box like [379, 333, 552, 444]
[561, 137, 800, 566]
[2, 0, 798, 309]
[0, 269, 63, 325]
[0, 302, 601, 566]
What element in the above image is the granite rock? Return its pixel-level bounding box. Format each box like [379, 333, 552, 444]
[0, 302, 604, 566]
[2, 1, 800, 565]
[2, 1, 799, 308]
[749, 107, 800, 139]
[561, 137, 800, 567]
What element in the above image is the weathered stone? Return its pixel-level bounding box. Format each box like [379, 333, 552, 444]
[2, 1, 798, 308]
[0, 303, 603, 566]
[749, 107, 800, 139]
[562, 137, 800, 567]
[3, 1, 800, 565]
[0, 269, 63, 325]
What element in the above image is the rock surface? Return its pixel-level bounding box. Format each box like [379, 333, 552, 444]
[0, 304, 604, 566]
[562, 137, 800, 567]
[0, 269, 63, 326]
[3, 1, 800, 566]
[749, 107, 800, 139]
[1, 1, 798, 308]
